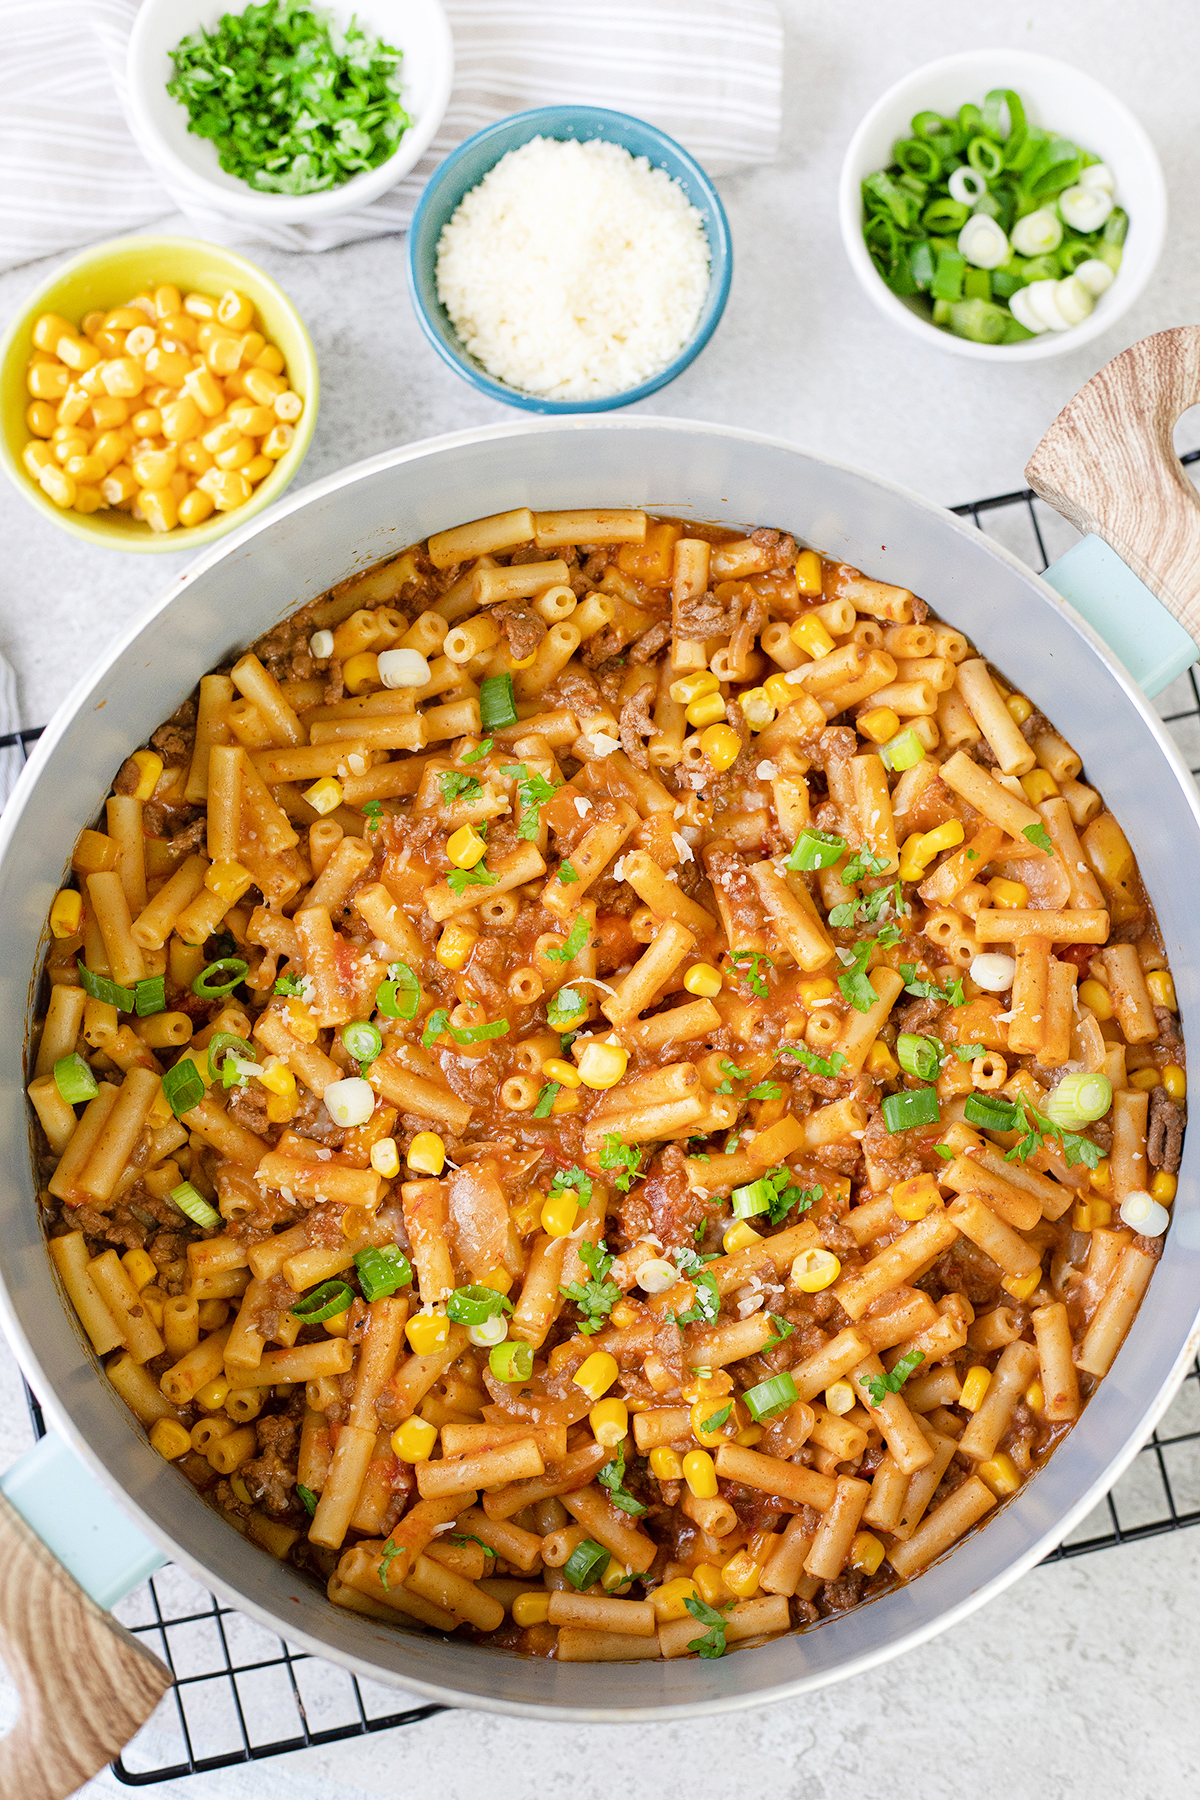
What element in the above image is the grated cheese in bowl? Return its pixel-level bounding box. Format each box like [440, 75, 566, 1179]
[435, 136, 711, 402]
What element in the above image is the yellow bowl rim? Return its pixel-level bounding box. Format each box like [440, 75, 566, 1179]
[0, 233, 320, 554]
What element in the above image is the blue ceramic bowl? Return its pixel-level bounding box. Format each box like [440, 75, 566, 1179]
[406, 105, 733, 413]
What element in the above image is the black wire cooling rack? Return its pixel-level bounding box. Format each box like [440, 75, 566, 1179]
[3, 456, 1200, 1784]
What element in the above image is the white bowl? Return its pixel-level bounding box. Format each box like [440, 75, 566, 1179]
[838, 49, 1167, 362]
[126, 0, 454, 224]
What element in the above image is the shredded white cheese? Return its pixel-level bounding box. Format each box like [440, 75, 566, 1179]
[574, 796, 593, 817]
[756, 761, 777, 780]
[589, 732, 621, 757]
[435, 137, 711, 401]
[671, 833, 694, 864]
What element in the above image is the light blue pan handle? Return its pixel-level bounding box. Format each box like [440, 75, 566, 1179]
[1042, 534, 1197, 699]
[0, 1432, 165, 1610]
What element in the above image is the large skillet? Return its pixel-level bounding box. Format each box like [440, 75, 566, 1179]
[0, 329, 1199, 1791]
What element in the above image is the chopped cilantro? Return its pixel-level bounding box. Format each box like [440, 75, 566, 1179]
[715, 1057, 751, 1095]
[685, 1593, 733, 1658]
[949, 1041, 987, 1062]
[378, 1538, 403, 1588]
[748, 1080, 782, 1101]
[700, 1402, 733, 1434]
[860, 1350, 925, 1407]
[837, 941, 878, 1014]
[452, 1533, 493, 1555]
[546, 916, 590, 963]
[676, 1265, 720, 1327]
[461, 739, 493, 763]
[779, 1044, 847, 1080]
[549, 1166, 593, 1207]
[502, 764, 561, 841]
[273, 972, 303, 996]
[765, 1312, 795, 1345]
[598, 1443, 647, 1516]
[841, 846, 889, 885]
[1022, 822, 1053, 856]
[900, 963, 965, 1008]
[933, 1144, 955, 1161]
[760, 1165, 822, 1226]
[963, 1093, 1103, 1170]
[558, 861, 580, 884]
[730, 950, 774, 997]
[559, 1238, 622, 1336]
[531, 1082, 559, 1118]
[446, 865, 496, 895]
[600, 1136, 643, 1191]
[362, 800, 383, 835]
[439, 771, 483, 807]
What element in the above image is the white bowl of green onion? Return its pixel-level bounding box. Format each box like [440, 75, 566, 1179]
[838, 49, 1166, 359]
[127, 0, 454, 223]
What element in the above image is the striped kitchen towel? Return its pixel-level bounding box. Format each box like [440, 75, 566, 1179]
[0, 0, 783, 269]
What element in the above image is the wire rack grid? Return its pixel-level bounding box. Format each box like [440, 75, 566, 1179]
[2, 456, 1199, 1783]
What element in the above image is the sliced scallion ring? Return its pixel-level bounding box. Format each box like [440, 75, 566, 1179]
[192, 957, 249, 1000]
[169, 1180, 222, 1230]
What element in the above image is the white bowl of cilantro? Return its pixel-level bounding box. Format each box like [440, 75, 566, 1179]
[127, 0, 454, 222]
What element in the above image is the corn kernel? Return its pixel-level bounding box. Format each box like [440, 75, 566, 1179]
[324, 1307, 350, 1337]
[541, 1192, 580, 1237]
[683, 962, 722, 999]
[541, 1056, 582, 1088]
[149, 1418, 192, 1460]
[1151, 1171, 1178, 1204]
[682, 1449, 718, 1498]
[1147, 969, 1177, 1013]
[865, 1041, 899, 1078]
[686, 690, 728, 729]
[590, 1397, 629, 1448]
[405, 1310, 449, 1356]
[898, 831, 933, 882]
[610, 1299, 638, 1330]
[723, 1220, 761, 1253]
[892, 1174, 942, 1221]
[551, 1088, 581, 1115]
[1024, 1379, 1045, 1415]
[690, 1564, 727, 1607]
[1020, 768, 1060, 805]
[447, 824, 487, 869]
[574, 1352, 619, 1402]
[1006, 693, 1034, 725]
[987, 877, 1028, 909]
[368, 1136, 400, 1179]
[510, 1193, 542, 1236]
[922, 819, 966, 856]
[284, 997, 318, 1041]
[721, 1547, 763, 1598]
[669, 671, 720, 705]
[1078, 978, 1112, 1021]
[265, 1089, 300, 1124]
[649, 1446, 684, 1481]
[49, 888, 83, 938]
[1002, 1265, 1044, 1300]
[849, 1530, 886, 1576]
[407, 1132, 446, 1176]
[824, 1381, 855, 1416]
[763, 671, 797, 711]
[739, 687, 776, 731]
[1162, 1063, 1186, 1102]
[121, 1247, 158, 1291]
[959, 1365, 992, 1411]
[576, 1038, 629, 1090]
[1089, 1156, 1111, 1194]
[512, 1590, 551, 1627]
[343, 651, 380, 695]
[794, 549, 823, 597]
[649, 1575, 698, 1622]
[435, 922, 477, 971]
[978, 1452, 1021, 1498]
[699, 723, 742, 773]
[858, 706, 901, 745]
[204, 858, 252, 905]
[735, 1424, 764, 1447]
[798, 976, 836, 1007]
[791, 1247, 841, 1292]
[392, 1416, 438, 1462]
[193, 1376, 230, 1412]
[39, 464, 77, 509]
[23, 440, 55, 479]
[121, 748, 164, 803]
[791, 615, 835, 659]
[257, 1056, 296, 1098]
[1129, 1068, 1160, 1092]
[139, 1286, 166, 1329]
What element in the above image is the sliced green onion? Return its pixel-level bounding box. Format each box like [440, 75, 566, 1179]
[296, 1484, 318, 1517]
[895, 138, 941, 182]
[134, 975, 166, 1017]
[964, 1094, 1021, 1134]
[354, 1245, 412, 1302]
[76, 960, 135, 1012]
[547, 986, 586, 1030]
[53, 1052, 98, 1106]
[162, 1059, 205, 1119]
[896, 1034, 941, 1082]
[375, 963, 420, 1020]
[743, 1373, 798, 1423]
[290, 1279, 355, 1321]
[479, 673, 517, 732]
[967, 134, 1003, 179]
[446, 1283, 513, 1326]
[786, 828, 847, 872]
[207, 1032, 256, 1085]
[342, 1020, 384, 1068]
[921, 196, 969, 233]
[1043, 1072, 1113, 1132]
[930, 247, 966, 302]
[880, 728, 926, 772]
[489, 1339, 533, 1383]
[563, 1539, 610, 1592]
[731, 1178, 775, 1220]
[192, 957, 248, 1000]
[882, 1088, 941, 1134]
[449, 1018, 509, 1046]
[169, 1180, 222, 1230]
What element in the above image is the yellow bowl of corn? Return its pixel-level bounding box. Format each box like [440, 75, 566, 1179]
[0, 234, 319, 553]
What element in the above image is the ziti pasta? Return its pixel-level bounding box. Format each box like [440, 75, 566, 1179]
[29, 509, 1185, 1662]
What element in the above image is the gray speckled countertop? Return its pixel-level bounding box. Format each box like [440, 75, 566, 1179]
[2, 2, 1199, 1793]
